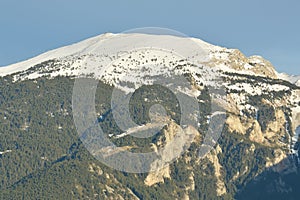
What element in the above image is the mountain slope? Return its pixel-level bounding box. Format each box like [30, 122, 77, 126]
[0, 33, 299, 199]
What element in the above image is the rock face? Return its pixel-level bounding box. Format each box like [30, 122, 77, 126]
[145, 122, 200, 186]
[206, 145, 227, 196]
[144, 166, 171, 186]
[208, 48, 278, 78]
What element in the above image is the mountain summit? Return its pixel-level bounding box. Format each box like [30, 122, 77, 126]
[1, 33, 278, 79]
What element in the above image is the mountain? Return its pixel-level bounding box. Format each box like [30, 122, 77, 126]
[277, 73, 300, 87]
[0, 33, 299, 199]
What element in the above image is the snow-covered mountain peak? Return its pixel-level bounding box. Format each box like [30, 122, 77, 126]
[0, 33, 279, 80]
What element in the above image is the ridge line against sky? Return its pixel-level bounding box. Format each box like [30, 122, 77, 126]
[0, 0, 299, 75]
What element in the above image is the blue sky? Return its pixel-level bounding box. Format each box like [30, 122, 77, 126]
[0, 0, 299, 75]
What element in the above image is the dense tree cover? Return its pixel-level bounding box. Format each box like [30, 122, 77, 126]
[0, 72, 298, 199]
[236, 165, 300, 200]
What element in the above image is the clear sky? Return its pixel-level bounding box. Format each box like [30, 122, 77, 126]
[0, 0, 299, 75]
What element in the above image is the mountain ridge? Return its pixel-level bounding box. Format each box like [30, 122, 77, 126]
[0, 33, 283, 80]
